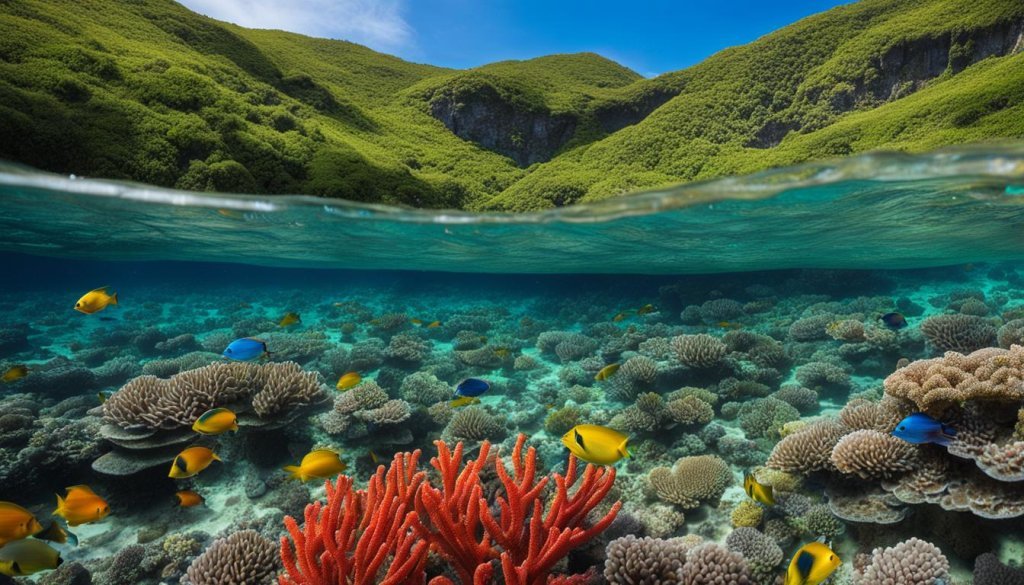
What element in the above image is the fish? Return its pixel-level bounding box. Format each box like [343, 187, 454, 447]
[222, 337, 271, 361]
[784, 541, 841, 585]
[595, 363, 620, 381]
[636, 304, 656, 315]
[169, 446, 221, 479]
[32, 521, 78, 547]
[426, 320, 442, 328]
[175, 491, 204, 508]
[879, 312, 908, 330]
[283, 449, 346, 482]
[278, 312, 301, 327]
[1, 366, 28, 384]
[892, 413, 957, 447]
[743, 473, 775, 506]
[96, 392, 110, 404]
[454, 378, 490, 398]
[410, 318, 424, 326]
[53, 485, 110, 527]
[450, 396, 481, 408]
[192, 408, 239, 435]
[368, 451, 379, 465]
[560, 424, 630, 466]
[0, 538, 62, 576]
[74, 286, 118, 314]
[336, 372, 362, 391]
[494, 348, 511, 359]
[0, 502, 43, 547]
[719, 321, 742, 329]
[613, 312, 629, 322]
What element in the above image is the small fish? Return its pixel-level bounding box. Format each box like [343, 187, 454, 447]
[53, 485, 109, 527]
[450, 396, 481, 408]
[410, 318, 424, 326]
[283, 449, 346, 482]
[217, 208, 244, 219]
[560, 424, 630, 466]
[1, 366, 28, 384]
[595, 363, 620, 381]
[0, 502, 43, 547]
[74, 286, 118, 314]
[169, 446, 221, 479]
[784, 541, 841, 585]
[222, 337, 271, 361]
[33, 521, 77, 547]
[368, 451, 379, 465]
[613, 312, 629, 322]
[718, 321, 742, 329]
[494, 348, 511, 359]
[278, 312, 301, 327]
[0, 538, 62, 576]
[743, 473, 775, 506]
[336, 372, 362, 391]
[175, 491, 204, 508]
[892, 413, 957, 447]
[96, 392, 110, 404]
[636, 304, 656, 315]
[427, 320, 442, 328]
[879, 312, 907, 330]
[454, 378, 490, 398]
[192, 408, 238, 435]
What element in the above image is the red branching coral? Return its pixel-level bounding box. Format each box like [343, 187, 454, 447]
[280, 434, 620, 585]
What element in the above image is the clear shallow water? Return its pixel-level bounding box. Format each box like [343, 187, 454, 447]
[1, 144, 1023, 273]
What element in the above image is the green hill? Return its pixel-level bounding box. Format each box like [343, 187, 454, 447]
[0, 0, 1022, 210]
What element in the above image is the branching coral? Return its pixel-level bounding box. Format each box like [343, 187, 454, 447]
[766, 420, 847, 473]
[853, 538, 950, 585]
[648, 455, 731, 509]
[670, 334, 727, 369]
[830, 430, 919, 480]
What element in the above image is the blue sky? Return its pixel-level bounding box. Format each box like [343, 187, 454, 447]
[178, 0, 851, 76]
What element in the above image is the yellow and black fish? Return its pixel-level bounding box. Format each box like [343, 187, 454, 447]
[278, 312, 301, 327]
[784, 541, 841, 585]
[595, 363, 620, 381]
[0, 538, 62, 576]
[743, 472, 775, 506]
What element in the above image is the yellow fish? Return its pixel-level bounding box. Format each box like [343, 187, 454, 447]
[494, 348, 511, 359]
[595, 363, 620, 381]
[54, 485, 109, 527]
[192, 408, 238, 435]
[1, 366, 28, 384]
[743, 473, 775, 506]
[0, 502, 42, 547]
[278, 312, 301, 327]
[74, 286, 118, 314]
[561, 424, 630, 466]
[636, 304, 656, 315]
[336, 372, 362, 391]
[450, 396, 481, 408]
[169, 446, 221, 479]
[33, 521, 78, 547]
[175, 490, 204, 508]
[410, 318, 424, 326]
[785, 541, 841, 585]
[612, 312, 629, 322]
[96, 392, 110, 404]
[719, 321, 741, 329]
[283, 449, 346, 482]
[427, 320, 442, 328]
[368, 450, 379, 465]
[0, 538, 62, 576]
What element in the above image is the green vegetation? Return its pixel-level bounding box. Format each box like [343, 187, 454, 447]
[1, 0, 1022, 210]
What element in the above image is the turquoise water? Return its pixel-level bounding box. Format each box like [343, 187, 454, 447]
[0, 146, 1024, 584]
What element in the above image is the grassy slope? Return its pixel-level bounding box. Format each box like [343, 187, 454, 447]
[0, 0, 1022, 210]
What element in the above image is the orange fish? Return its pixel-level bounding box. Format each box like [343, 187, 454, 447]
[175, 491, 204, 508]
[169, 446, 221, 479]
[336, 372, 362, 391]
[1, 365, 28, 384]
[53, 486, 109, 527]
[0, 502, 43, 547]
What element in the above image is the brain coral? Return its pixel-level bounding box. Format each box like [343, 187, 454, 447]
[670, 334, 727, 369]
[185, 529, 280, 585]
[853, 538, 950, 585]
[766, 420, 847, 473]
[830, 429, 920, 480]
[648, 455, 732, 509]
[920, 314, 997, 353]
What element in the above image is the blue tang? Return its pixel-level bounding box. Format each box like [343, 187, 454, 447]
[892, 413, 956, 446]
[223, 338, 270, 361]
[454, 378, 490, 398]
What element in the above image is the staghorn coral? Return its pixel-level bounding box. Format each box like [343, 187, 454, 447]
[830, 429, 920, 480]
[648, 455, 731, 509]
[679, 543, 752, 585]
[603, 535, 690, 584]
[724, 528, 782, 585]
[766, 419, 847, 473]
[670, 334, 727, 369]
[920, 314, 997, 353]
[853, 538, 950, 585]
[184, 529, 279, 585]
[441, 406, 506, 443]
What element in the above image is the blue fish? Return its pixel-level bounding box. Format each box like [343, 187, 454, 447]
[223, 337, 270, 361]
[454, 378, 490, 398]
[892, 413, 956, 446]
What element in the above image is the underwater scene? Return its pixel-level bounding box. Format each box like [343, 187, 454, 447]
[1, 149, 1024, 585]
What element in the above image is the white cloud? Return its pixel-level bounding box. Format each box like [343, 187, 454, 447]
[178, 0, 413, 51]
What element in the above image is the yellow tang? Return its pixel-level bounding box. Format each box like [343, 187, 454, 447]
[594, 363, 620, 381]
[336, 372, 362, 391]
[743, 473, 775, 506]
[54, 485, 109, 527]
[1, 366, 28, 384]
[450, 396, 481, 408]
[192, 408, 239, 435]
[169, 446, 221, 479]
[0, 502, 42, 547]
[561, 424, 630, 466]
[278, 312, 301, 327]
[283, 449, 346, 482]
[0, 538, 62, 576]
[74, 286, 118, 314]
[785, 541, 841, 585]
